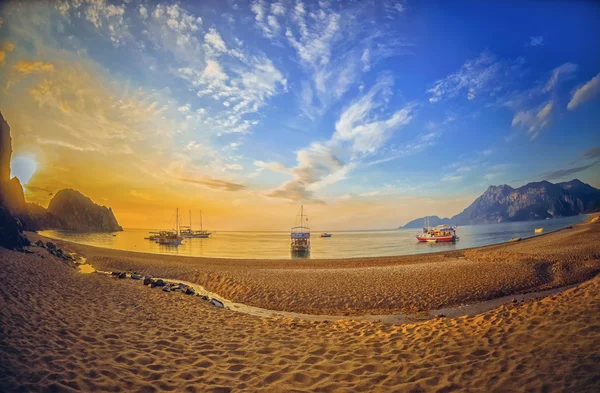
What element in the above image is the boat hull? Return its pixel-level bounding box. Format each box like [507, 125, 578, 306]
[416, 236, 456, 243]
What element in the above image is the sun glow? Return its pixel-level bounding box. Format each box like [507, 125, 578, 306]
[10, 155, 37, 184]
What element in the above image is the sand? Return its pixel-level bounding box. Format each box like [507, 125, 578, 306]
[29, 216, 600, 316]
[0, 216, 599, 392]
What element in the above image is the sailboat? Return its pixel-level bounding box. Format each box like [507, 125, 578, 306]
[180, 210, 211, 238]
[156, 208, 184, 245]
[290, 205, 311, 254]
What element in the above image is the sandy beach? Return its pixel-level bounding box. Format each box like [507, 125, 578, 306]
[1, 217, 599, 392]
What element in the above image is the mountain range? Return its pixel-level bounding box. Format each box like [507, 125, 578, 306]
[401, 179, 600, 228]
[0, 112, 122, 249]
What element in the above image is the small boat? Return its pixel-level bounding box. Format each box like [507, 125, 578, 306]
[416, 218, 458, 243]
[320, 233, 332, 238]
[156, 209, 184, 245]
[145, 231, 161, 240]
[291, 205, 311, 254]
[534, 228, 544, 233]
[180, 210, 212, 238]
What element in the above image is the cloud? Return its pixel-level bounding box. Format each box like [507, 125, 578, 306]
[179, 177, 246, 192]
[12, 60, 55, 74]
[427, 51, 512, 103]
[204, 28, 228, 53]
[511, 101, 553, 139]
[582, 145, 600, 160]
[225, 163, 243, 171]
[540, 160, 600, 180]
[441, 175, 463, 182]
[334, 76, 414, 153]
[0, 40, 15, 66]
[542, 62, 578, 93]
[527, 36, 544, 47]
[567, 72, 600, 110]
[359, 190, 380, 197]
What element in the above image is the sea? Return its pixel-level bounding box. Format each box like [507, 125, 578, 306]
[39, 215, 587, 260]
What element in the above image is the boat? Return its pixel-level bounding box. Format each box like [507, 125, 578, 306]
[144, 231, 160, 240]
[320, 233, 332, 238]
[534, 228, 544, 233]
[180, 210, 212, 238]
[291, 205, 311, 254]
[416, 217, 458, 243]
[156, 209, 184, 245]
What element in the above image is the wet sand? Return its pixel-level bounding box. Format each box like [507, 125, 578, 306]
[0, 216, 599, 392]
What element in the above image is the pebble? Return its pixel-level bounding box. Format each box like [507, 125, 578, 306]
[185, 287, 196, 295]
[154, 279, 166, 287]
[131, 273, 142, 280]
[117, 272, 127, 279]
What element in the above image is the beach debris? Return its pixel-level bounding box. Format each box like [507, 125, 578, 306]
[35, 240, 44, 248]
[185, 287, 196, 295]
[210, 298, 225, 308]
[131, 273, 142, 280]
[117, 272, 127, 279]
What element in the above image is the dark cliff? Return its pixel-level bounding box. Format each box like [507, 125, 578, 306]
[47, 189, 123, 232]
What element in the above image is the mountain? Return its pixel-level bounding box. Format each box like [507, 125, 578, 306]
[0, 111, 122, 248]
[47, 189, 123, 232]
[400, 216, 453, 229]
[400, 179, 600, 228]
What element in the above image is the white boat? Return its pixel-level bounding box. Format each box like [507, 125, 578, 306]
[156, 209, 184, 245]
[291, 205, 310, 254]
[320, 233, 332, 238]
[180, 210, 211, 238]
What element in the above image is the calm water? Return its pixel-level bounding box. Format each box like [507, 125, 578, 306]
[40, 215, 586, 260]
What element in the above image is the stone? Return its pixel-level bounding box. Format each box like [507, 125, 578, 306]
[112, 271, 120, 276]
[143, 277, 155, 286]
[117, 272, 127, 279]
[46, 242, 56, 251]
[35, 240, 44, 247]
[210, 299, 224, 308]
[162, 286, 171, 292]
[185, 287, 195, 295]
[511, 298, 518, 304]
[131, 273, 142, 280]
[154, 279, 166, 287]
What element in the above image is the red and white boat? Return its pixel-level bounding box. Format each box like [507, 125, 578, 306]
[416, 218, 458, 243]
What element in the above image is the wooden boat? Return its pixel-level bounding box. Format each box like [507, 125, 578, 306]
[534, 228, 544, 233]
[416, 217, 457, 243]
[291, 205, 311, 254]
[320, 233, 332, 238]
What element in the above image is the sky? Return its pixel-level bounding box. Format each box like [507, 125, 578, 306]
[0, 0, 599, 231]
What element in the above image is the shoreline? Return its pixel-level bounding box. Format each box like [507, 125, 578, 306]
[37, 214, 589, 261]
[24, 213, 600, 316]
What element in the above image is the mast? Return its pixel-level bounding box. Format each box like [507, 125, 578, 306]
[301, 205, 304, 230]
[200, 210, 203, 232]
[176, 208, 179, 236]
[189, 210, 192, 231]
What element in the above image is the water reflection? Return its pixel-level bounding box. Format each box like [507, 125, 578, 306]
[40, 215, 586, 260]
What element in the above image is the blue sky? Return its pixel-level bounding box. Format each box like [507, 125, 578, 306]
[0, 0, 599, 229]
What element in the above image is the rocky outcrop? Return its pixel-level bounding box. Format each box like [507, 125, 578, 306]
[401, 179, 600, 227]
[400, 216, 453, 229]
[47, 189, 123, 232]
[0, 111, 28, 249]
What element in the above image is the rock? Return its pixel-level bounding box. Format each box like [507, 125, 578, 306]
[131, 273, 142, 280]
[35, 240, 44, 247]
[47, 189, 123, 232]
[435, 313, 446, 318]
[154, 279, 166, 287]
[46, 242, 56, 251]
[185, 287, 195, 295]
[511, 298, 518, 304]
[162, 286, 171, 292]
[201, 295, 209, 301]
[117, 272, 127, 279]
[143, 277, 155, 286]
[210, 298, 224, 308]
[111, 271, 120, 276]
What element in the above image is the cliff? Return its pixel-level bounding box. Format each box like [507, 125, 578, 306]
[47, 189, 123, 232]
